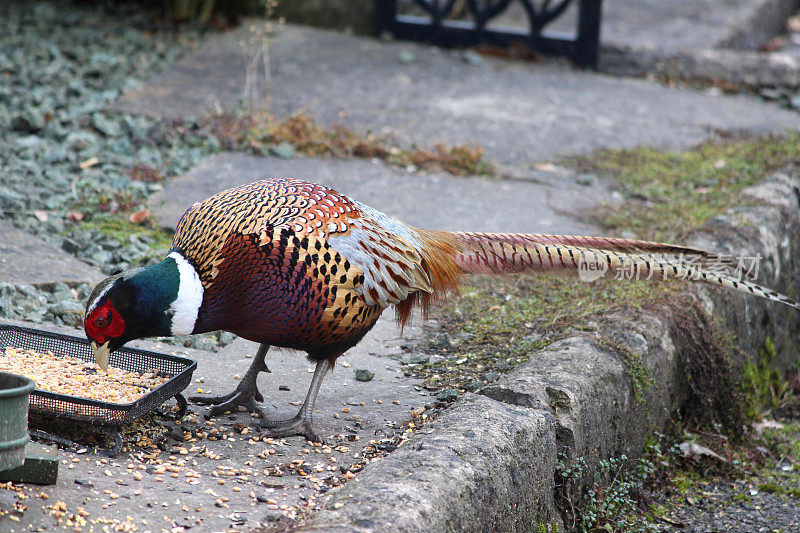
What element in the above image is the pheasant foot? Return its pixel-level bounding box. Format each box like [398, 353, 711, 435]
[261, 414, 320, 442]
[188, 343, 271, 421]
[189, 386, 268, 419]
[259, 358, 332, 442]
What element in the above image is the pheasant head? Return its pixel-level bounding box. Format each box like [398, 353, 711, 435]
[84, 252, 203, 370]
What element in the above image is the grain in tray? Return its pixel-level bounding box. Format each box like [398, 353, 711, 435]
[0, 347, 169, 403]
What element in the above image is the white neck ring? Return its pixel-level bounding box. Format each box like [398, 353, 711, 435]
[168, 252, 204, 336]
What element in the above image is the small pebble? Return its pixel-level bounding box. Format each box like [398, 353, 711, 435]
[354, 369, 375, 382]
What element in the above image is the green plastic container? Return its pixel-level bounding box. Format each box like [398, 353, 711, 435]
[0, 372, 35, 472]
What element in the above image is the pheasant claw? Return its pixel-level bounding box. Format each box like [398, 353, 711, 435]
[261, 415, 322, 443]
[188, 343, 271, 421]
[257, 358, 333, 443]
[190, 388, 269, 420]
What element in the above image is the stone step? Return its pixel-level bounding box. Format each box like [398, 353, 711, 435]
[284, 0, 791, 56]
[0, 221, 104, 287]
[1, 314, 429, 531]
[0, 444, 58, 485]
[190, 313, 425, 438]
[111, 24, 800, 168]
[148, 152, 603, 236]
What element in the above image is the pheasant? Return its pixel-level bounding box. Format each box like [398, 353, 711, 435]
[84, 178, 800, 441]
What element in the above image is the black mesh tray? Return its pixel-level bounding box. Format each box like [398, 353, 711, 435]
[0, 323, 196, 426]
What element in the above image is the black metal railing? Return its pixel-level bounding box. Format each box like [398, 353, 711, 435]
[375, 0, 602, 69]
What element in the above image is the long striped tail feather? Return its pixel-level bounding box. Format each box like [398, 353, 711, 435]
[414, 230, 800, 312]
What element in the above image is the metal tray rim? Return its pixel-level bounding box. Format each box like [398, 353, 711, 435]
[0, 323, 197, 425]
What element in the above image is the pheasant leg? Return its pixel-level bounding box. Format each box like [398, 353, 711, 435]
[189, 343, 271, 420]
[261, 358, 331, 442]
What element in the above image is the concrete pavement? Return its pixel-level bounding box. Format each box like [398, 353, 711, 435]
[111, 23, 800, 169]
[4, 2, 800, 530]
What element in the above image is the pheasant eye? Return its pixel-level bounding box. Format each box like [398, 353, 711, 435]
[95, 313, 110, 329]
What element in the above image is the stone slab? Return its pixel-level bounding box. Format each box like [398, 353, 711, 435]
[0, 444, 59, 485]
[308, 394, 561, 532]
[183, 313, 428, 434]
[2, 313, 431, 532]
[0, 221, 104, 287]
[111, 24, 800, 168]
[483, 0, 792, 53]
[480, 315, 680, 498]
[149, 152, 605, 236]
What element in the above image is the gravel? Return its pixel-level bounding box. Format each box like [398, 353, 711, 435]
[1, 1, 191, 242]
[0, 1, 232, 351]
[0, 282, 91, 327]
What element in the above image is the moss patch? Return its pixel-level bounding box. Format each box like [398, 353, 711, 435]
[163, 110, 494, 176]
[571, 132, 800, 241]
[64, 213, 174, 267]
[75, 214, 172, 250]
[406, 274, 675, 393]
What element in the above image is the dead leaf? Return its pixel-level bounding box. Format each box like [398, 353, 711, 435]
[532, 162, 557, 172]
[66, 211, 84, 222]
[79, 157, 100, 170]
[474, 43, 544, 63]
[678, 442, 727, 462]
[32, 210, 48, 222]
[128, 164, 164, 183]
[657, 515, 686, 527]
[760, 36, 786, 53]
[753, 419, 785, 435]
[129, 209, 150, 225]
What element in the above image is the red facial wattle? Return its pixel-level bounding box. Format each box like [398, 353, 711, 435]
[85, 301, 125, 343]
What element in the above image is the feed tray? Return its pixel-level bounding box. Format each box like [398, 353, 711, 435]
[0, 324, 196, 426]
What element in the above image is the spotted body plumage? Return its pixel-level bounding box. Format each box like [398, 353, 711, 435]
[170, 179, 430, 359]
[170, 178, 800, 358]
[85, 177, 800, 441]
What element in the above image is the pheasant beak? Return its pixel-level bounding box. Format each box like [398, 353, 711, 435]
[91, 341, 111, 373]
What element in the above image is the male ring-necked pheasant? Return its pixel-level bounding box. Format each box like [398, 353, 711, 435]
[84, 178, 800, 441]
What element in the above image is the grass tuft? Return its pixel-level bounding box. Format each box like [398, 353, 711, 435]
[201, 110, 494, 176]
[571, 132, 800, 241]
[408, 274, 674, 393]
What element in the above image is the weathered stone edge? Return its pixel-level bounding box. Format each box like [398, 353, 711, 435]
[274, 0, 800, 89]
[301, 168, 800, 531]
[600, 46, 800, 89]
[304, 394, 563, 532]
[718, 0, 800, 51]
[599, 0, 800, 88]
[685, 168, 800, 369]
